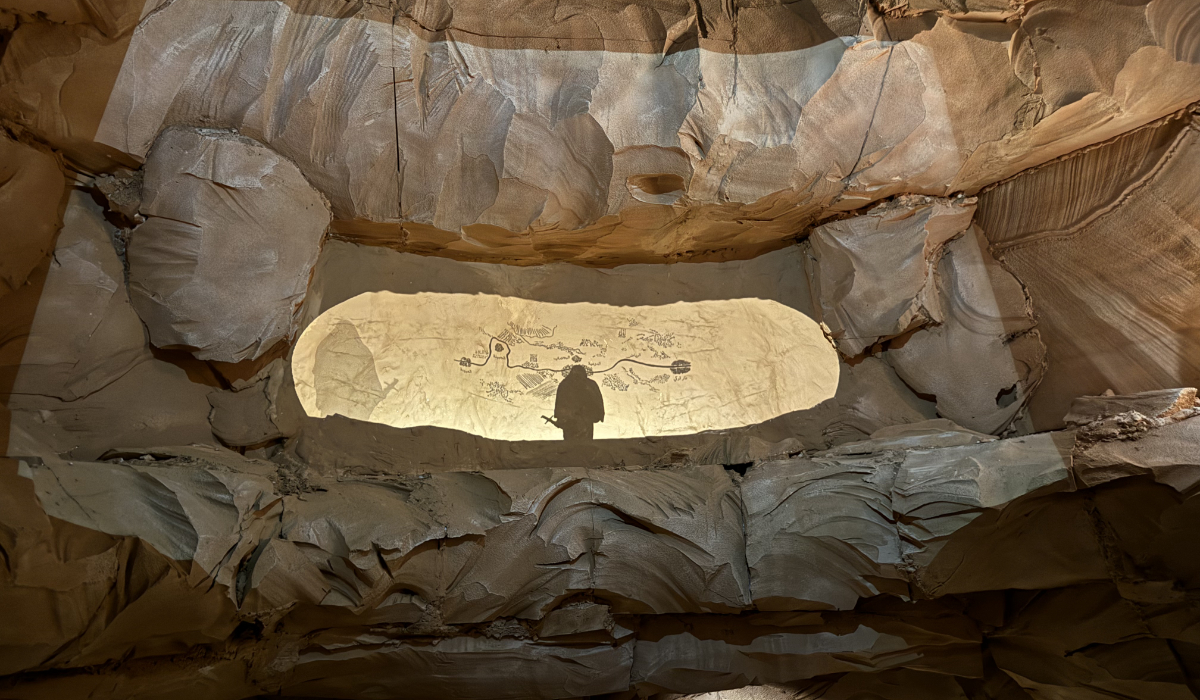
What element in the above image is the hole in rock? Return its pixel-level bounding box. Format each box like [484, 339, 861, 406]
[628, 173, 686, 195]
[231, 620, 265, 641]
[627, 173, 687, 204]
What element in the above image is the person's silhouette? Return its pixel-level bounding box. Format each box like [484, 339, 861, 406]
[543, 365, 604, 441]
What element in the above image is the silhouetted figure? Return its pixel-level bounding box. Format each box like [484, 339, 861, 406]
[543, 365, 604, 441]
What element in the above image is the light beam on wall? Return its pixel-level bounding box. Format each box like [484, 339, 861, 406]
[292, 292, 839, 441]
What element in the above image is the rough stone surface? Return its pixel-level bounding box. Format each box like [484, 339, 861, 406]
[980, 113, 1200, 430]
[8, 190, 147, 401]
[806, 197, 975, 356]
[0, 133, 66, 296]
[4, 0, 1199, 263]
[886, 225, 1047, 435]
[3, 1, 1200, 698]
[128, 127, 331, 362]
[2, 397, 1198, 697]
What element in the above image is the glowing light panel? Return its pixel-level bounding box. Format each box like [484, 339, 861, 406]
[292, 292, 839, 441]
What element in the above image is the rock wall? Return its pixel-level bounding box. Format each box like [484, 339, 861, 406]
[2, 0, 1200, 698]
[3, 395, 1200, 698]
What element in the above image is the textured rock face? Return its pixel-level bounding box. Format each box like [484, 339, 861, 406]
[0, 134, 66, 296]
[5, 0, 1200, 263]
[128, 127, 331, 362]
[3, 400, 1200, 698]
[979, 112, 1200, 429]
[806, 197, 976, 357]
[3, 1, 1200, 699]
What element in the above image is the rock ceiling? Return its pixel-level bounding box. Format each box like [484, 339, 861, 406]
[2, 0, 1200, 698]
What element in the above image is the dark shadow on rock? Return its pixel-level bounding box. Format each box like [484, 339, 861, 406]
[546, 365, 604, 441]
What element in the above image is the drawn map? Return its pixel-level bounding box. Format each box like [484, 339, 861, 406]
[292, 292, 840, 441]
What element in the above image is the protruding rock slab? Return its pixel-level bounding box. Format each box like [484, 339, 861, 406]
[3, 410, 1199, 697]
[1071, 388, 1200, 493]
[630, 610, 983, 694]
[128, 127, 331, 362]
[9, 190, 147, 401]
[286, 635, 634, 700]
[886, 226, 1046, 434]
[0, 134, 66, 295]
[1065, 387, 1199, 426]
[744, 428, 1077, 611]
[802, 196, 1045, 435]
[806, 197, 976, 356]
[2, 0, 1188, 264]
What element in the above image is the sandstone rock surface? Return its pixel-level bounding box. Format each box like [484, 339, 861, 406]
[4, 0, 1199, 263]
[128, 127, 331, 362]
[3, 1, 1200, 698]
[805, 196, 975, 356]
[979, 112, 1200, 430]
[0, 134, 66, 296]
[2, 394, 1198, 697]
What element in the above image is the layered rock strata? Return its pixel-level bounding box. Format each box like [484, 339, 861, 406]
[3, 0, 1200, 264]
[3, 1, 1200, 698]
[2, 392, 1198, 698]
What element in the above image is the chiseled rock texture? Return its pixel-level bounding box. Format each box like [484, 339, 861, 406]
[3, 0, 1200, 698]
[2, 0, 1199, 264]
[806, 196, 976, 357]
[2, 394, 1200, 698]
[978, 110, 1200, 429]
[128, 127, 332, 362]
[0, 133, 66, 296]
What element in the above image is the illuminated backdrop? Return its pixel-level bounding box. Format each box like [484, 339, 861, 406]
[293, 292, 840, 441]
